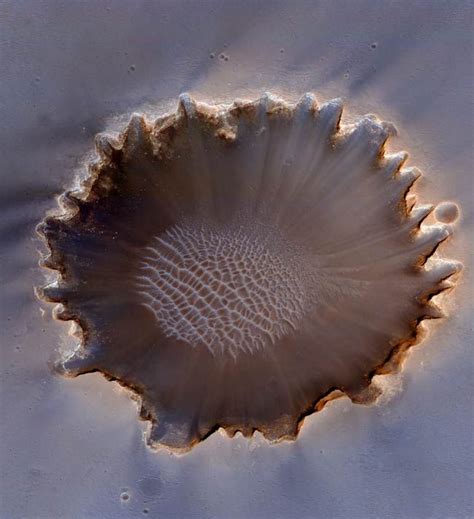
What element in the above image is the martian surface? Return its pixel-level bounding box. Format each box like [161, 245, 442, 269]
[1, 1, 472, 518]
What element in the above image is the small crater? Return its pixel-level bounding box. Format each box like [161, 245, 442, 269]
[435, 201, 459, 223]
[120, 492, 130, 502]
[371, 42, 378, 49]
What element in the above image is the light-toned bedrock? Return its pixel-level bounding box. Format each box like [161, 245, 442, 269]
[38, 93, 462, 452]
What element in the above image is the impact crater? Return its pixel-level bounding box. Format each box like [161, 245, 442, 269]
[38, 93, 461, 452]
